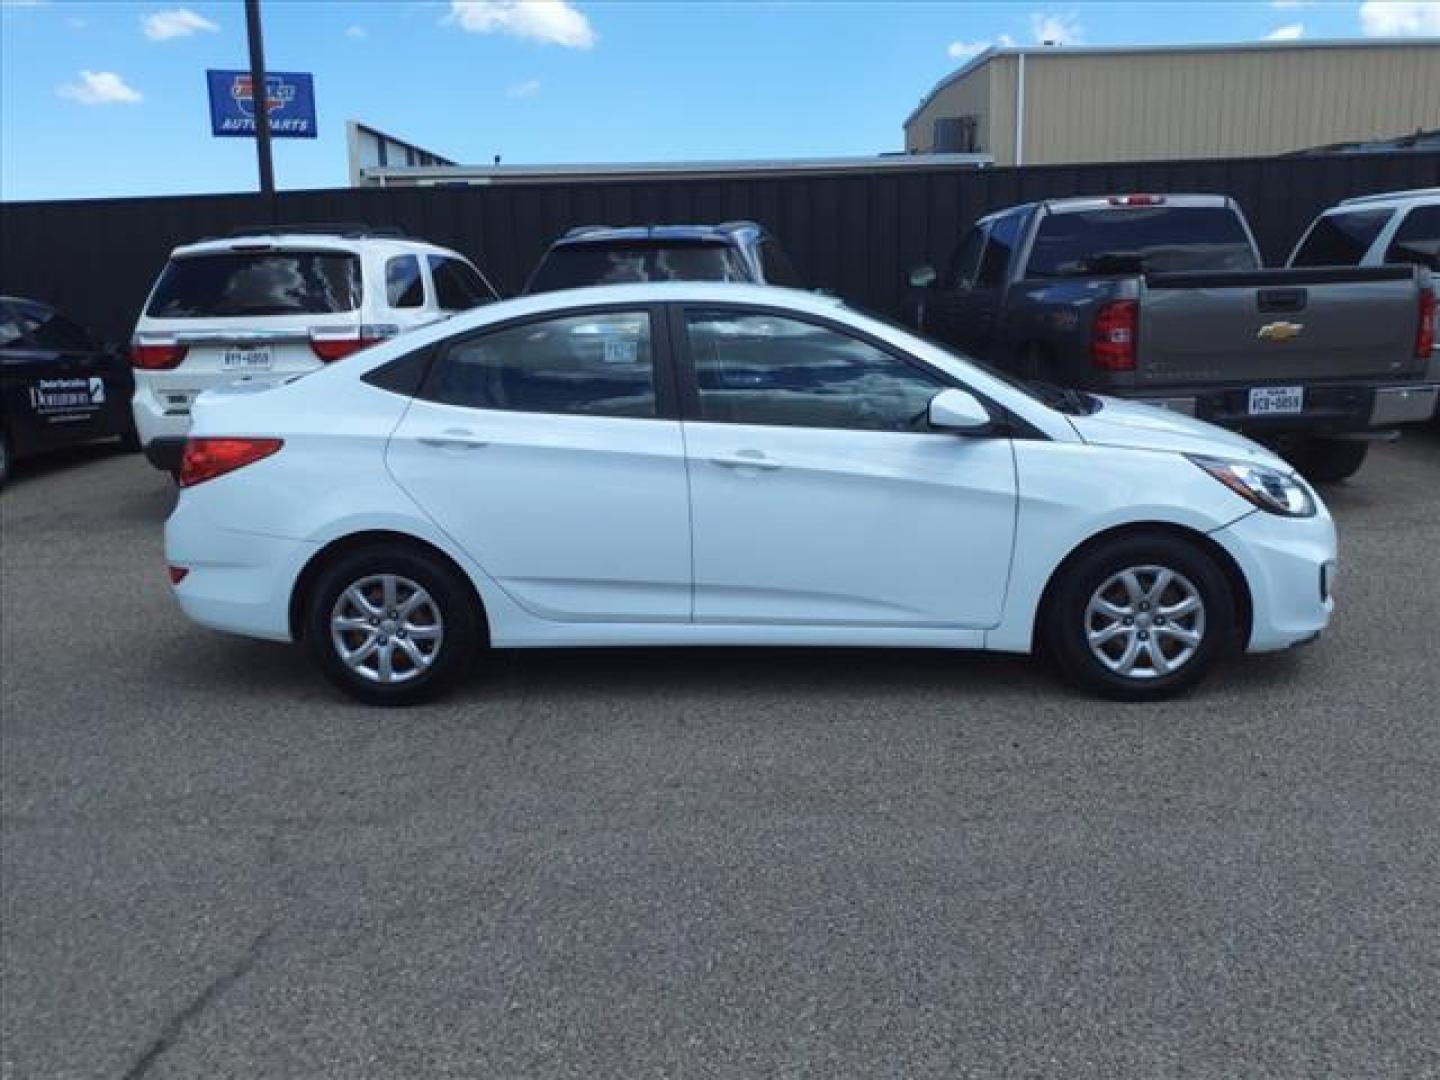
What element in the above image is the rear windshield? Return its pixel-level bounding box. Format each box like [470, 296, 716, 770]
[146, 251, 362, 317]
[526, 242, 751, 293]
[1026, 207, 1259, 277]
[1290, 209, 1391, 268]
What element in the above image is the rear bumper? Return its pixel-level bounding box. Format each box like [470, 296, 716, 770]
[1127, 382, 1438, 433]
[1209, 505, 1337, 654]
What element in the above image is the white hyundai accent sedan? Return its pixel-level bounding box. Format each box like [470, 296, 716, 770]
[165, 283, 1336, 705]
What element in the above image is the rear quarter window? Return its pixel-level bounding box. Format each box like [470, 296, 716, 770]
[146, 251, 362, 317]
[1384, 205, 1439, 267]
[1290, 209, 1392, 267]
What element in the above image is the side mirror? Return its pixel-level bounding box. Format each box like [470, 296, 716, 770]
[928, 388, 992, 433]
[908, 264, 937, 289]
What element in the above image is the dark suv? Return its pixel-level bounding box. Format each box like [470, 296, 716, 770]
[524, 222, 803, 293]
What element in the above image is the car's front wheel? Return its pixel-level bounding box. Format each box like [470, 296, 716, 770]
[304, 544, 483, 705]
[1043, 532, 1237, 701]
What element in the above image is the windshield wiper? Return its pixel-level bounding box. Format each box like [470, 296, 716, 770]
[1031, 381, 1097, 415]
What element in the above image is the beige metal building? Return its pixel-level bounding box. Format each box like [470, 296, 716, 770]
[904, 39, 1440, 166]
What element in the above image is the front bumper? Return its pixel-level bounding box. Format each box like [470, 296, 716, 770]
[1209, 504, 1337, 654]
[1132, 382, 1438, 434]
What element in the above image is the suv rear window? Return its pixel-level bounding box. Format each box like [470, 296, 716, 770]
[527, 242, 751, 293]
[1026, 207, 1259, 277]
[1290, 209, 1391, 268]
[146, 251, 362, 317]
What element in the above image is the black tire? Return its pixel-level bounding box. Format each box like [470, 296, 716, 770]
[1042, 531, 1237, 702]
[303, 544, 483, 706]
[1294, 438, 1370, 484]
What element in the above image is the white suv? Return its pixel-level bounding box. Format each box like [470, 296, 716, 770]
[131, 227, 498, 472]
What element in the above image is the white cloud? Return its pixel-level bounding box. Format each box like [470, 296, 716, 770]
[946, 33, 1014, 60]
[141, 7, 219, 41]
[1265, 21, 1306, 38]
[1029, 11, 1083, 45]
[506, 77, 541, 97]
[57, 70, 143, 105]
[445, 1, 595, 48]
[1359, 0, 1440, 36]
[345, 24, 366, 38]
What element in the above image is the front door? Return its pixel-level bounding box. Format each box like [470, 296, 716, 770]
[386, 306, 692, 622]
[675, 306, 1018, 628]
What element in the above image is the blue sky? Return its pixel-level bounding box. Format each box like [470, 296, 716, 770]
[2, 1, 1436, 200]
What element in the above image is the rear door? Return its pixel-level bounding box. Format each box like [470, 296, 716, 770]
[386, 305, 692, 622]
[3, 302, 122, 450]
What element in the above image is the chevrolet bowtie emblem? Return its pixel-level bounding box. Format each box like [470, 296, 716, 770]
[1258, 321, 1303, 342]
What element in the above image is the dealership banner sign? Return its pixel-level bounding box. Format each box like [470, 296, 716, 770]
[206, 70, 316, 138]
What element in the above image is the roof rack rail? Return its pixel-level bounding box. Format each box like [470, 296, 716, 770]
[224, 223, 409, 239]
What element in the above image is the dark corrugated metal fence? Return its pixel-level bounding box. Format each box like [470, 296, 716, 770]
[2, 152, 1436, 344]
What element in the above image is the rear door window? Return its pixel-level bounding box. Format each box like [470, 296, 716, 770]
[526, 243, 752, 293]
[386, 255, 425, 308]
[1027, 206, 1259, 276]
[420, 311, 656, 418]
[945, 227, 986, 290]
[428, 256, 495, 312]
[146, 251, 362, 317]
[1384, 205, 1439, 267]
[1290, 209, 1392, 267]
[977, 213, 1023, 288]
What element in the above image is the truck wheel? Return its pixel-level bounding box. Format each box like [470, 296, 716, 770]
[1297, 438, 1370, 484]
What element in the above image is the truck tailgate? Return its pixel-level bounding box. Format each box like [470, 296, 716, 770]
[1137, 266, 1425, 385]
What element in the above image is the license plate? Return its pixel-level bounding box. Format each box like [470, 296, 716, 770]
[221, 346, 273, 372]
[1248, 386, 1304, 416]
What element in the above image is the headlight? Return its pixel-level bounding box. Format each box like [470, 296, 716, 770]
[1187, 454, 1316, 517]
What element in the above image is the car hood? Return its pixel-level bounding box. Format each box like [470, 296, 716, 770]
[1068, 397, 1290, 469]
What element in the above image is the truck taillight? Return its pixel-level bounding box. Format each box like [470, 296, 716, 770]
[309, 325, 394, 363]
[1108, 195, 1165, 207]
[130, 338, 188, 370]
[1091, 300, 1138, 371]
[1418, 288, 1436, 359]
[178, 437, 283, 488]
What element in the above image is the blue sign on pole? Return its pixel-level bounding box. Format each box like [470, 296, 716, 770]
[206, 69, 316, 139]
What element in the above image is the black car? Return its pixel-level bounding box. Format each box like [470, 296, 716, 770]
[0, 297, 137, 486]
[524, 221, 804, 293]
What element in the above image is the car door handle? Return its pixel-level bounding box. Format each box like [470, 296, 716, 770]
[709, 451, 781, 471]
[418, 428, 488, 450]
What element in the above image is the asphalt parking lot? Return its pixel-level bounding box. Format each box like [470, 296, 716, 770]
[2, 431, 1438, 1080]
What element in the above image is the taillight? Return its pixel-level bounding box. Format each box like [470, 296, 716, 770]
[1091, 300, 1138, 371]
[1417, 287, 1436, 359]
[309, 325, 393, 363]
[168, 566, 190, 585]
[178, 437, 283, 488]
[131, 338, 188, 370]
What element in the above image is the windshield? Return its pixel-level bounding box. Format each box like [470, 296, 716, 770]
[527, 242, 752, 293]
[146, 251, 362, 317]
[1027, 207, 1259, 277]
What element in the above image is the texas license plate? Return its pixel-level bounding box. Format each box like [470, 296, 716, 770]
[1248, 386, 1304, 416]
[222, 345, 273, 372]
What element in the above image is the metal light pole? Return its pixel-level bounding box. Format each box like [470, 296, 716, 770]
[244, 0, 275, 199]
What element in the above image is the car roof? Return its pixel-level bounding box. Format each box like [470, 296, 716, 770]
[1335, 188, 1440, 211]
[552, 222, 764, 247]
[168, 234, 465, 259]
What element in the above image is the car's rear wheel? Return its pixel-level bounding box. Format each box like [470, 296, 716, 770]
[304, 545, 482, 705]
[1043, 532, 1236, 701]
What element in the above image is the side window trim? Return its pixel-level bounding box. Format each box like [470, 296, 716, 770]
[666, 301, 981, 432]
[423, 302, 680, 420]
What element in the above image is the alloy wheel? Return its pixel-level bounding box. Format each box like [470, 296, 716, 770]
[1084, 565, 1206, 680]
[329, 573, 444, 684]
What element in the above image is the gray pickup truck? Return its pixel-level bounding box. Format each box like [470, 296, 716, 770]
[904, 194, 1437, 481]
